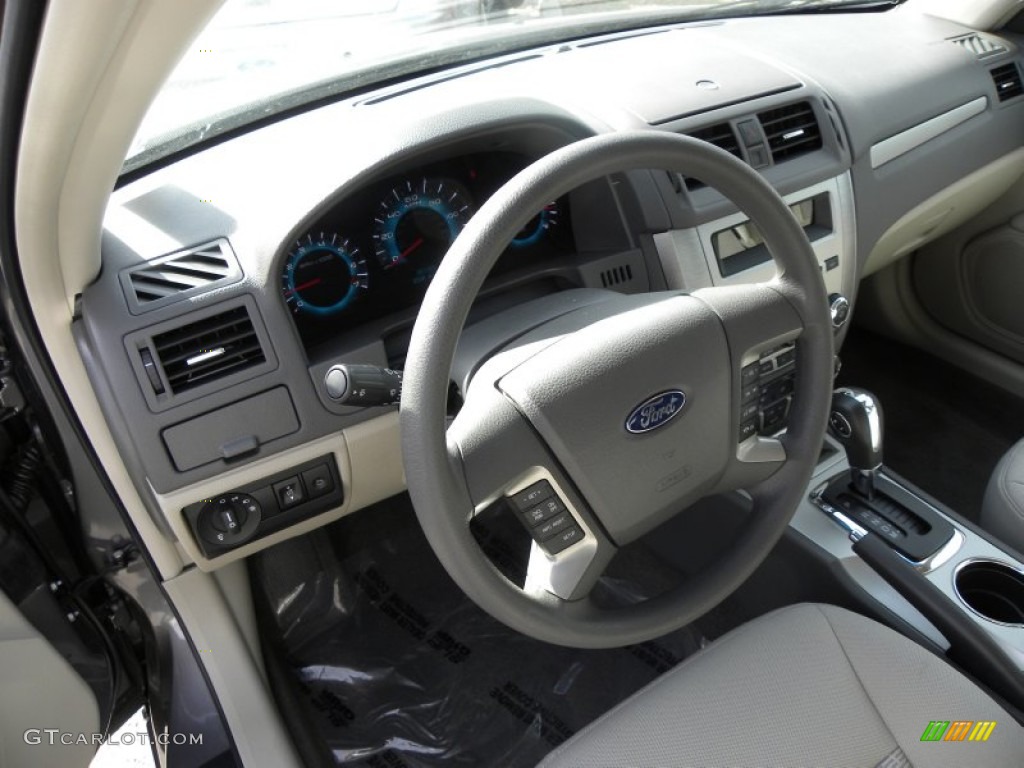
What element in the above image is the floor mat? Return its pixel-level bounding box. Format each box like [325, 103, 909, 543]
[838, 329, 1024, 522]
[252, 499, 705, 768]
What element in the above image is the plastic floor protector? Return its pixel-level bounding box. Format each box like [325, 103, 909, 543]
[252, 498, 705, 768]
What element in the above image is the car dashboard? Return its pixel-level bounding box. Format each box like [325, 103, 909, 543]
[78, 8, 1024, 569]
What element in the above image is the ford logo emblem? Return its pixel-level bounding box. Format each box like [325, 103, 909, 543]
[625, 390, 686, 434]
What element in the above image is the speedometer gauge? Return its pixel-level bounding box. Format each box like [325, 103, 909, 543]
[282, 234, 368, 317]
[372, 177, 472, 273]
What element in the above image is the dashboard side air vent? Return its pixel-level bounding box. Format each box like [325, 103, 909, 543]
[684, 122, 741, 190]
[950, 33, 1007, 59]
[152, 305, 266, 395]
[600, 263, 634, 288]
[991, 62, 1023, 103]
[757, 101, 822, 163]
[121, 238, 242, 314]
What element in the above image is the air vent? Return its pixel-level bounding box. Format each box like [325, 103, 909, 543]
[122, 239, 241, 314]
[684, 123, 741, 190]
[600, 263, 634, 288]
[950, 33, 1006, 59]
[991, 63, 1023, 102]
[151, 306, 265, 395]
[757, 102, 822, 162]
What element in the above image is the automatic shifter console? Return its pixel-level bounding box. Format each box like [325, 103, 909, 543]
[813, 387, 955, 564]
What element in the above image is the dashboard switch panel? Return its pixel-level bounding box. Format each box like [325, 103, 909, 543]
[183, 454, 343, 557]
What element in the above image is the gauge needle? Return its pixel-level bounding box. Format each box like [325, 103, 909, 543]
[291, 277, 322, 293]
[400, 237, 425, 260]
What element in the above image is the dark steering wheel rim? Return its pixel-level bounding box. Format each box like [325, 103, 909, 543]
[401, 131, 833, 648]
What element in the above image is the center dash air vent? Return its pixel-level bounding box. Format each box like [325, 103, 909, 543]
[991, 63, 1023, 103]
[151, 305, 266, 395]
[684, 122, 741, 190]
[122, 239, 242, 314]
[950, 33, 1007, 59]
[757, 102, 822, 163]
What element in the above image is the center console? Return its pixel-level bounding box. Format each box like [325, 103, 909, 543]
[792, 387, 1024, 689]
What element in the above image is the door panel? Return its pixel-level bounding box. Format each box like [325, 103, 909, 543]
[0, 588, 98, 768]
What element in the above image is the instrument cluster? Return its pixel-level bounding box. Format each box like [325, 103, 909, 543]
[281, 151, 573, 350]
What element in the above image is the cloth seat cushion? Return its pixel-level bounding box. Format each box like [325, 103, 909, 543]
[539, 603, 1023, 768]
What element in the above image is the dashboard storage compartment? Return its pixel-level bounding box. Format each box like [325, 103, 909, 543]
[162, 387, 299, 471]
[954, 559, 1024, 626]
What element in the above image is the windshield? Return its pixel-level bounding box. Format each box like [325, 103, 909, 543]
[125, 0, 902, 173]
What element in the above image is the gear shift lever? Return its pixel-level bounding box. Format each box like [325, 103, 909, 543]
[829, 387, 884, 499]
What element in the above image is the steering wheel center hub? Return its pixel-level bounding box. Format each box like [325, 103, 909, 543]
[498, 294, 733, 544]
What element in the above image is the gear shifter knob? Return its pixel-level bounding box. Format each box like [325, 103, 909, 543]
[830, 387, 884, 498]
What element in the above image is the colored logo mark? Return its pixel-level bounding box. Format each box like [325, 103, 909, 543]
[920, 720, 997, 742]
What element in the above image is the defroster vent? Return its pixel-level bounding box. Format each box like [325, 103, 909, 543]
[757, 102, 822, 162]
[152, 305, 266, 395]
[122, 239, 241, 314]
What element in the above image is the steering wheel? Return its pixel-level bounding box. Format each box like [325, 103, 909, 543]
[401, 131, 833, 648]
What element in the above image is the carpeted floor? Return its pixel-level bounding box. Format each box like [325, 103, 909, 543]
[837, 329, 1024, 523]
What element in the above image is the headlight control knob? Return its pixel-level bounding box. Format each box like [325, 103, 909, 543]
[197, 493, 261, 548]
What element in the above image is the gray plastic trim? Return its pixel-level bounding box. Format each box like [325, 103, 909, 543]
[870, 97, 988, 169]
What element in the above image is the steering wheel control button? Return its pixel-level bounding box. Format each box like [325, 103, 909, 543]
[522, 496, 566, 527]
[301, 464, 334, 500]
[738, 343, 799, 442]
[738, 419, 758, 442]
[509, 481, 553, 512]
[542, 525, 584, 555]
[740, 401, 760, 423]
[273, 477, 306, 509]
[741, 381, 760, 404]
[535, 511, 573, 541]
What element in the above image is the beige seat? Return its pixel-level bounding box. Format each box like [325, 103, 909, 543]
[540, 603, 1024, 768]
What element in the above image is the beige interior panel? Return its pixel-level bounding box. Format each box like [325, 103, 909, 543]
[16, 0, 226, 580]
[163, 567, 301, 768]
[864, 148, 1024, 277]
[0, 590, 99, 768]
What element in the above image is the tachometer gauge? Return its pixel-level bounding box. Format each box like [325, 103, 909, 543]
[372, 177, 472, 273]
[511, 201, 560, 249]
[282, 234, 368, 317]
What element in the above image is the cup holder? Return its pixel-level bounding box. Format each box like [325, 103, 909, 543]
[954, 559, 1024, 626]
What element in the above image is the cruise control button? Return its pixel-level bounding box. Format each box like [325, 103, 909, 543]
[741, 381, 760, 404]
[741, 362, 760, 386]
[542, 526, 584, 554]
[522, 496, 566, 527]
[535, 511, 573, 541]
[509, 481, 553, 512]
